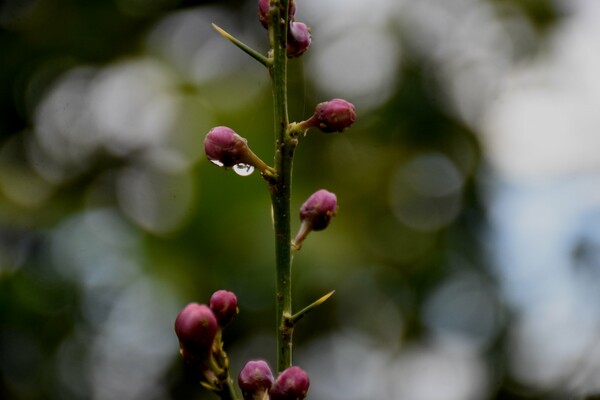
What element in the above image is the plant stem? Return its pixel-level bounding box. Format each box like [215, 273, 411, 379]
[222, 377, 238, 400]
[268, 0, 295, 373]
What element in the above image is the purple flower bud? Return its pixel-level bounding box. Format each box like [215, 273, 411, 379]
[258, 0, 270, 28]
[287, 22, 311, 58]
[313, 98, 356, 133]
[174, 303, 218, 361]
[204, 126, 270, 172]
[300, 189, 337, 231]
[238, 360, 274, 400]
[292, 189, 338, 251]
[259, 0, 296, 29]
[209, 289, 238, 327]
[204, 126, 249, 168]
[269, 366, 310, 400]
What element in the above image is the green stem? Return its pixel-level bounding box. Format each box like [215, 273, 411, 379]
[221, 377, 238, 400]
[268, 0, 295, 373]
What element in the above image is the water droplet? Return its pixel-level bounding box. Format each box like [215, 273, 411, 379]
[210, 159, 224, 167]
[233, 163, 255, 176]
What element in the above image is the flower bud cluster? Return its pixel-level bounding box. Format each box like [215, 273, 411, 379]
[187, 3, 357, 398]
[239, 360, 310, 400]
[174, 289, 238, 366]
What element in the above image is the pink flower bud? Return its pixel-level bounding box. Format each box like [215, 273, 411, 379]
[174, 303, 218, 361]
[204, 126, 250, 168]
[298, 99, 356, 134]
[269, 366, 310, 400]
[204, 126, 270, 173]
[209, 289, 238, 327]
[300, 189, 337, 231]
[287, 22, 311, 58]
[292, 189, 337, 251]
[258, 0, 270, 28]
[238, 360, 274, 400]
[259, 0, 296, 29]
[313, 98, 356, 133]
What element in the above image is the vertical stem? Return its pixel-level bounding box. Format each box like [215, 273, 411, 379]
[222, 377, 238, 400]
[268, 0, 295, 373]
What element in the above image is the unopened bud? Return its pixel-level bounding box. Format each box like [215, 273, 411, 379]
[238, 360, 274, 400]
[204, 126, 270, 173]
[300, 98, 356, 133]
[269, 366, 310, 400]
[300, 189, 337, 231]
[258, 0, 270, 28]
[292, 189, 337, 251]
[259, 0, 296, 29]
[174, 303, 218, 362]
[204, 126, 249, 167]
[287, 22, 311, 58]
[209, 289, 238, 327]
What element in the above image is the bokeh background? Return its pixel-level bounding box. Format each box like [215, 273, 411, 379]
[2, 0, 600, 399]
